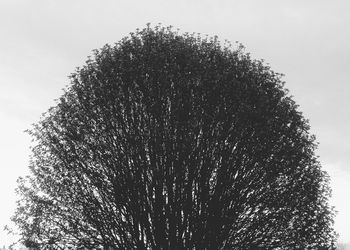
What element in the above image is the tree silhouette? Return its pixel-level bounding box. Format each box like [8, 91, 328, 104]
[12, 25, 336, 249]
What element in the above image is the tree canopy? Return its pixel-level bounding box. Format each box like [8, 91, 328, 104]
[12, 25, 336, 249]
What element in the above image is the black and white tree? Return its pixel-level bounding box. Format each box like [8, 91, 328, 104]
[12, 25, 336, 249]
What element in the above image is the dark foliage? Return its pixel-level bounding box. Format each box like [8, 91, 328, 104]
[12, 25, 336, 249]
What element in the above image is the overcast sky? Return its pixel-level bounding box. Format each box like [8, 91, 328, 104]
[0, 0, 349, 246]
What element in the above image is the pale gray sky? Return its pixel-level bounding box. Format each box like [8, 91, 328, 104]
[0, 0, 349, 246]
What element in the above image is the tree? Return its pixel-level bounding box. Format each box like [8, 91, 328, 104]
[12, 25, 336, 249]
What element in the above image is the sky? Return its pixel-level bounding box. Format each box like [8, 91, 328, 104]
[0, 0, 349, 246]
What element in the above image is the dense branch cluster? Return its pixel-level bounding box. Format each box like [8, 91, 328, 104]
[12, 25, 336, 249]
